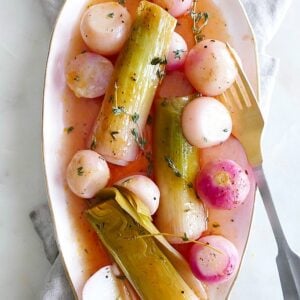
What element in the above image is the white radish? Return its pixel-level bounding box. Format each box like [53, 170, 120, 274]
[80, 2, 132, 56]
[66, 52, 113, 98]
[189, 235, 239, 283]
[66, 150, 110, 199]
[82, 265, 122, 300]
[185, 39, 237, 96]
[182, 97, 232, 148]
[166, 32, 188, 71]
[196, 159, 251, 210]
[115, 175, 160, 215]
[152, 0, 193, 17]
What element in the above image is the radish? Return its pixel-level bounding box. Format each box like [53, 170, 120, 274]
[189, 235, 239, 284]
[166, 32, 188, 71]
[185, 39, 237, 96]
[115, 175, 160, 215]
[196, 159, 250, 210]
[66, 52, 114, 98]
[152, 0, 193, 17]
[66, 150, 110, 199]
[82, 265, 122, 300]
[182, 97, 232, 148]
[80, 3, 132, 56]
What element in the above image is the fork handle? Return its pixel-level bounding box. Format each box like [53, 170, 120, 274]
[253, 166, 288, 250]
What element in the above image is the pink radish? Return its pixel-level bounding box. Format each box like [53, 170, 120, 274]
[189, 235, 239, 283]
[166, 32, 188, 71]
[66, 52, 113, 98]
[185, 39, 237, 96]
[152, 0, 193, 17]
[196, 159, 250, 210]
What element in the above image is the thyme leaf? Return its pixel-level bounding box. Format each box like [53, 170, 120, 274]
[110, 131, 119, 140]
[112, 106, 125, 115]
[151, 56, 167, 65]
[131, 112, 140, 123]
[173, 49, 185, 59]
[64, 126, 74, 134]
[90, 136, 97, 150]
[77, 167, 84, 176]
[164, 156, 182, 178]
[190, 1, 209, 43]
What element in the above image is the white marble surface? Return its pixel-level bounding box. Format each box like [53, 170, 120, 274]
[0, 0, 299, 299]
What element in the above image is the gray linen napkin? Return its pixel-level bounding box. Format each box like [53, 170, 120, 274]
[32, 0, 291, 298]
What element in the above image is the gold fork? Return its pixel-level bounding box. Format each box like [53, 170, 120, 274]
[219, 44, 300, 299]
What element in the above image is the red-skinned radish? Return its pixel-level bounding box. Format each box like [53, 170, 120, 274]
[80, 3, 132, 56]
[115, 175, 160, 215]
[189, 235, 239, 284]
[152, 0, 193, 17]
[196, 159, 250, 210]
[66, 52, 113, 98]
[66, 150, 110, 199]
[185, 39, 237, 96]
[182, 97, 232, 148]
[166, 32, 188, 71]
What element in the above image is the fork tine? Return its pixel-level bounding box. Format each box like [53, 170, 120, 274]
[234, 80, 251, 108]
[226, 43, 260, 109]
[227, 85, 243, 110]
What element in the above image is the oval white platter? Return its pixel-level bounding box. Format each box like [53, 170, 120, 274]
[43, 0, 259, 299]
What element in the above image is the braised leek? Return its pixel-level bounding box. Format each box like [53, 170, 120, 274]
[87, 200, 197, 299]
[87, 187, 208, 299]
[90, 1, 176, 166]
[154, 97, 207, 244]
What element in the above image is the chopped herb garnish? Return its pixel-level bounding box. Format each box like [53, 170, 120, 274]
[145, 152, 153, 176]
[64, 126, 74, 134]
[223, 128, 229, 132]
[146, 115, 153, 125]
[173, 49, 185, 59]
[131, 128, 147, 150]
[151, 56, 167, 65]
[187, 182, 193, 188]
[131, 112, 140, 123]
[112, 106, 125, 115]
[212, 222, 220, 228]
[164, 156, 182, 178]
[107, 12, 114, 18]
[90, 136, 97, 150]
[110, 131, 119, 140]
[73, 75, 80, 81]
[156, 69, 165, 80]
[190, 1, 209, 43]
[182, 232, 189, 242]
[77, 167, 84, 176]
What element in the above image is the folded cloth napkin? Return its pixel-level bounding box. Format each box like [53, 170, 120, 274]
[32, 0, 291, 298]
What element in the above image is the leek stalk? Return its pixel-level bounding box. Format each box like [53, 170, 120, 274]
[154, 97, 207, 244]
[86, 199, 198, 299]
[90, 1, 176, 166]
